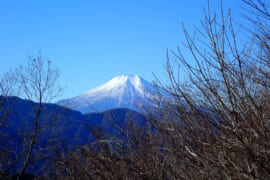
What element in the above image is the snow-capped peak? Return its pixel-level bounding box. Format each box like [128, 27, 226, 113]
[84, 75, 144, 96]
[57, 75, 168, 114]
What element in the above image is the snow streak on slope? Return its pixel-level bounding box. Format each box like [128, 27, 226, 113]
[58, 75, 169, 114]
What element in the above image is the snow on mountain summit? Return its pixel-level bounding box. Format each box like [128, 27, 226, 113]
[57, 75, 168, 114]
[85, 75, 145, 96]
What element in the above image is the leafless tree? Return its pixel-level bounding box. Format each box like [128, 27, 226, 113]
[54, 113, 172, 179]
[151, 0, 270, 178]
[0, 68, 18, 177]
[55, 0, 270, 179]
[0, 70, 17, 128]
[15, 52, 62, 179]
[0, 52, 63, 179]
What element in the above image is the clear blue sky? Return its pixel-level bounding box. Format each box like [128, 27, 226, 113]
[0, 0, 243, 100]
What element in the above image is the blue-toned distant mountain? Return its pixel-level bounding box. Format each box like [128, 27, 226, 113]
[0, 96, 145, 176]
[1, 96, 145, 144]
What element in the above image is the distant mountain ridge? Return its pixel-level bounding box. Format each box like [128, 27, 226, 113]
[57, 75, 169, 113]
[0, 96, 145, 176]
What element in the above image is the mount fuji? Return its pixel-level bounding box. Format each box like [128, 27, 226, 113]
[57, 75, 169, 114]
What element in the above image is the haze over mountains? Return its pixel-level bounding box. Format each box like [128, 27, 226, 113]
[58, 75, 169, 113]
